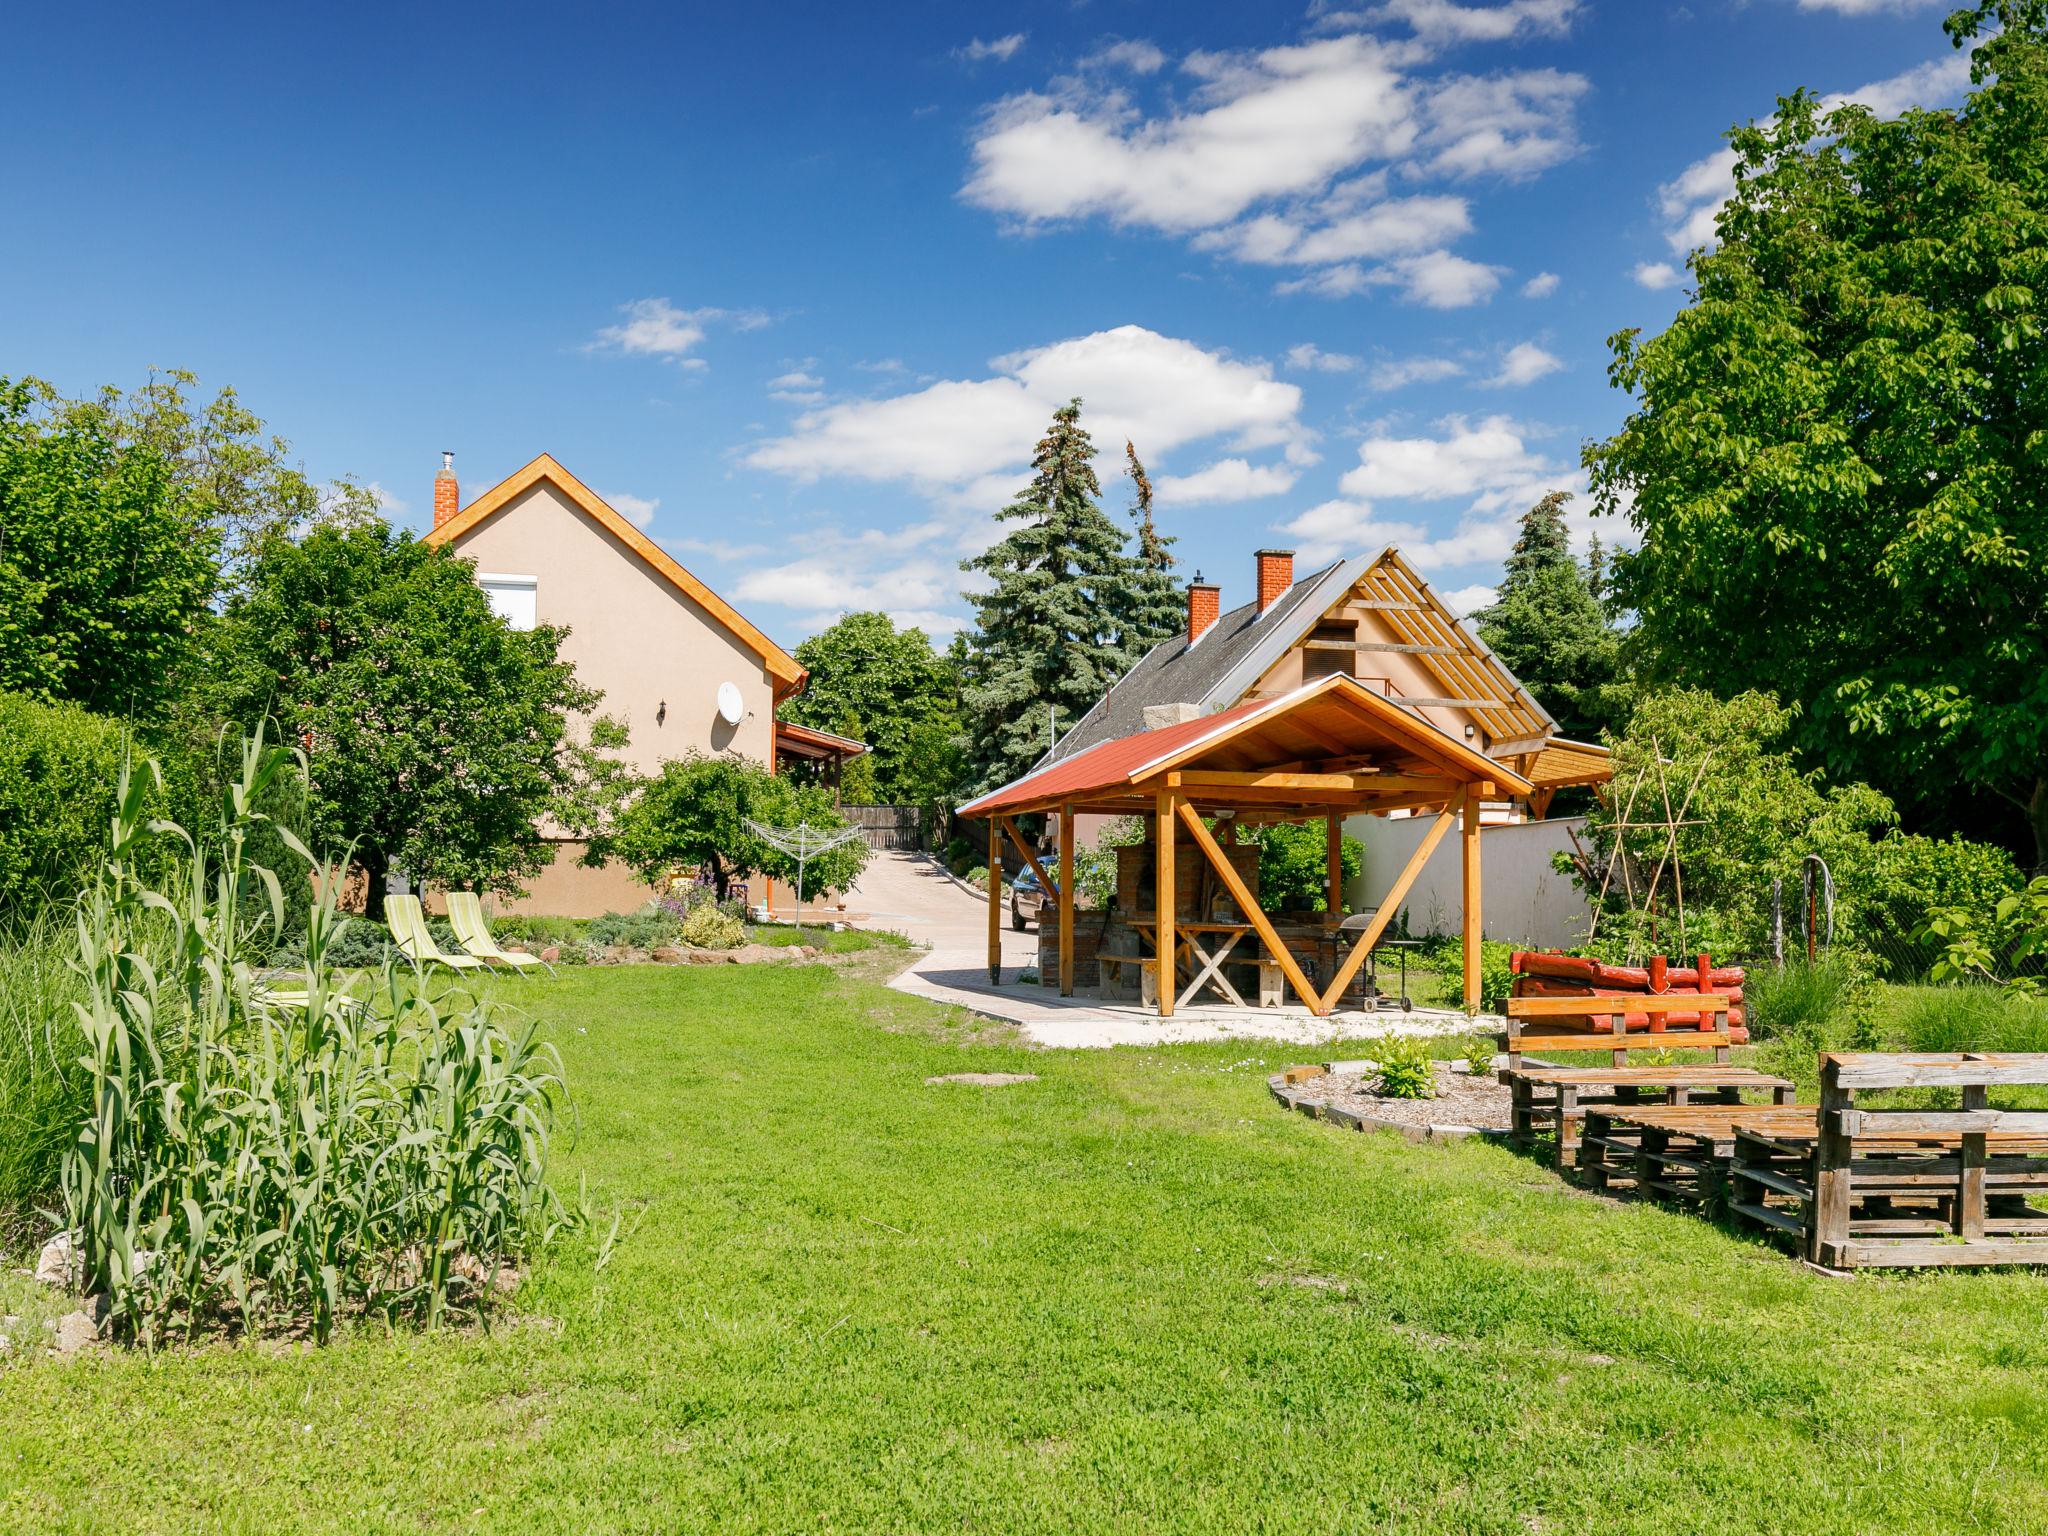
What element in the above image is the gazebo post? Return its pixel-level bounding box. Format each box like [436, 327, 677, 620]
[1154, 789, 1176, 1018]
[1057, 807, 1075, 997]
[1324, 812, 1344, 915]
[987, 817, 1002, 984]
[1461, 784, 1484, 1012]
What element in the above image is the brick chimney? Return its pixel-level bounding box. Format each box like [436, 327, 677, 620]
[1255, 549, 1294, 613]
[1187, 573, 1221, 646]
[433, 451, 460, 529]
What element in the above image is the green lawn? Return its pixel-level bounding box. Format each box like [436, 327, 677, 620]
[4, 954, 2046, 1533]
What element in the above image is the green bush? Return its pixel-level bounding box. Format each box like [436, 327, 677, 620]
[1859, 834, 2024, 979]
[1744, 958, 1861, 1040]
[1372, 1037, 1437, 1099]
[587, 908, 683, 949]
[1237, 820, 1363, 914]
[1416, 935, 1515, 1012]
[679, 904, 745, 950]
[0, 693, 192, 926]
[490, 913, 586, 949]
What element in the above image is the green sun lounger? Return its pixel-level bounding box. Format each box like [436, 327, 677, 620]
[385, 894, 485, 971]
[446, 891, 547, 972]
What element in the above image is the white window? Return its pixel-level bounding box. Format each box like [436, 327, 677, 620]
[477, 573, 537, 631]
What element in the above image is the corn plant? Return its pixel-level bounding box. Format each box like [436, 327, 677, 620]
[59, 726, 569, 1345]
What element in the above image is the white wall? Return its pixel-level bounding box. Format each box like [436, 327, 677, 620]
[1342, 813, 1593, 948]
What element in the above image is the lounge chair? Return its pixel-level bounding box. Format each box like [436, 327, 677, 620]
[445, 891, 547, 973]
[384, 894, 485, 971]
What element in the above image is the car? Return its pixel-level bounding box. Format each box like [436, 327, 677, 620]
[1010, 866, 1047, 930]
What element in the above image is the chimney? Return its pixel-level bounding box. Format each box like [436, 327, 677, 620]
[433, 451, 459, 529]
[1255, 548, 1294, 613]
[1187, 572, 1221, 646]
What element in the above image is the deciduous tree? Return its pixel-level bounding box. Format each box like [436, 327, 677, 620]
[783, 611, 964, 803]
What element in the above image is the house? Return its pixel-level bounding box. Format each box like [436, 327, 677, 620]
[1046, 547, 1609, 818]
[422, 451, 861, 915]
[1043, 547, 1612, 945]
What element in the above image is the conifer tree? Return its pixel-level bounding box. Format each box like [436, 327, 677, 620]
[960, 399, 1140, 792]
[1115, 440, 1183, 656]
[1471, 491, 1628, 741]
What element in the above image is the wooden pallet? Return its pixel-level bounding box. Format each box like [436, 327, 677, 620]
[1580, 1104, 1815, 1204]
[1726, 1054, 2048, 1267]
[1502, 1064, 1797, 1170]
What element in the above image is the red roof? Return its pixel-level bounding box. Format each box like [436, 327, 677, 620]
[958, 694, 1277, 819]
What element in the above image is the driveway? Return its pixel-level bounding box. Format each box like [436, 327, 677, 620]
[845, 848, 1037, 981]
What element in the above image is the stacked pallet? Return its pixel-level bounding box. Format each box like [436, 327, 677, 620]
[1510, 950, 1749, 1042]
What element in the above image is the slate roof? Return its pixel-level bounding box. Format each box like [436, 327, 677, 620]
[1042, 560, 1343, 765]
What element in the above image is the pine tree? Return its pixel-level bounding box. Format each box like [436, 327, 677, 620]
[1116, 440, 1183, 655]
[1471, 491, 1629, 741]
[960, 399, 1140, 792]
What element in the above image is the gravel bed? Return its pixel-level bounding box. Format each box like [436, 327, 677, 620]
[1283, 1061, 1513, 1133]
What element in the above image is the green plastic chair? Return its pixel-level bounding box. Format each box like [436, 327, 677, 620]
[384, 894, 484, 971]
[445, 891, 547, 973]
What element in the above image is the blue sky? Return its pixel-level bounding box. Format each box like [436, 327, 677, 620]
[1, 0, 1977, 644]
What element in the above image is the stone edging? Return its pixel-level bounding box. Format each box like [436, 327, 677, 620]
[1267, 1066, 1500, 1144]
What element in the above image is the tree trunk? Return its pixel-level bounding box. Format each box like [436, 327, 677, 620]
[362, 852, 388, 922]
[709, 856, 729, 901]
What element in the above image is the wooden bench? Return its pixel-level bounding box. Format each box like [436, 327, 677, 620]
[1581, 1103, 1814, 1203]
[1730, 1052, 2048, 1269]
[1095, 954, 1159, 1007]
[1498, 994, 1791, 1167]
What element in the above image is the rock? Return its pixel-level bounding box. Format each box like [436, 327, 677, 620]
[539, 946, 561, 964]
[650, 946, 684, 964]
[620, 947, 651, 964]
[53, 1310, 99, 1354]
[925, 1072, 1039, 1087]
[684, 948, 736, 965]
[35, 1232, 78, 1289]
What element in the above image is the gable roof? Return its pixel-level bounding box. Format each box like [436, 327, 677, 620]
[1044, 546, 1579, 771]
[424, 453, 806, 697]
[962, 672, 1533, 821]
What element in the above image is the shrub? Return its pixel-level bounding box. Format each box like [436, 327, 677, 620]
[0, 910, 96, 1209]
[61, 729, 569, 1344]
[1372, 1037, 1437, 1099]
[1416, 935, 1515, 1012]
[1859, 834, 2024, 979]
[587, 908, 683, 949]
[1238, 820, 1364, 914]
[490, 913, 586, 949]
[679, 903, 745, 950]
[1744, 958, 1861, 1041]
[964, 865, 989, 888]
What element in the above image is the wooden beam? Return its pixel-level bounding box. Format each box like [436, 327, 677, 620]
[999, 815, 1059, 899]
[1394, 697, 1504, 711]
[987, 817, 1002, 984]
[1317, 805, 1456, 1013]
[1527, 787, 1557, 821]
[1155, 792, 1177, 1018]
[1057, 809, 1074, 997]
[1302, 640, 1462, 656]
[1461, 785, 1483, 1013]
[1176, 801, 1324, 1015]
[1325, 813, 1344, 916]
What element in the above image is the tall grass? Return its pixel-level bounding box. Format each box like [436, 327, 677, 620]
[1744, 957, 1862, 1041]
[60, 729, 570, 1345]
[1892, 985, 2048, 1055]
[0, 910, 96, 1215]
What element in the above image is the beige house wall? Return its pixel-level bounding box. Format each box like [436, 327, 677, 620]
[446, 480, 778, 777]
[1249, 593, 1469, 740]
[443, 479, 783, 916]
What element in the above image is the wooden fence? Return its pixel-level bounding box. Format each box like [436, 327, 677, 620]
[842, 804, 924, 851]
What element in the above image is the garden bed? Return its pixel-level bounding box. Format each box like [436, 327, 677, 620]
[1269, 1059, 1512, 1138]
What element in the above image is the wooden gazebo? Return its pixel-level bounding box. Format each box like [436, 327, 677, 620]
[958, 674, 1534, 1015]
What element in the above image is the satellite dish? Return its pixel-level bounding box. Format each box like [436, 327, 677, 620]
[716, 681, 746, 726]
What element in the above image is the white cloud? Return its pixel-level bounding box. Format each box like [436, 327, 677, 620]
[1370, 354, 1464, 390]
[1791, 0, 1938, 12]
[1084, 39, 1168, 74]
[1521, 270, 1559, 298]
[1340, 413, 1546, 500]
[768, 367, 826, 404]
[1442, 583, 1497, 616]
[1285, 342, 1362, 372]
[956, 33, 1026, 63]
[1417, 69, 1588, 180]
[1633, 260, 1682, 290]
[1362, 0, 1582, 43]
[732, 521, 970, 637]
[1653, 54, 1971, 256]
[1482, 341, 1563, 388]
[363, 481, 407, 516]
[1155, 458, 1300, 503]
[587, 298, 767, 366]
[962, 27, 1585, 302]
[747, 324, 1309, 506]
[601, 491, 660, 529]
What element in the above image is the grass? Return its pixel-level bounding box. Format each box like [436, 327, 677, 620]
[4, 954, 2048, 1531]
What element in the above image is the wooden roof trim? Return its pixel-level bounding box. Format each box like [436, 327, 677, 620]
[1378, 549, 1555, 738]
[424, 453, 807, 693]
[1364, 555, 1535, 739]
